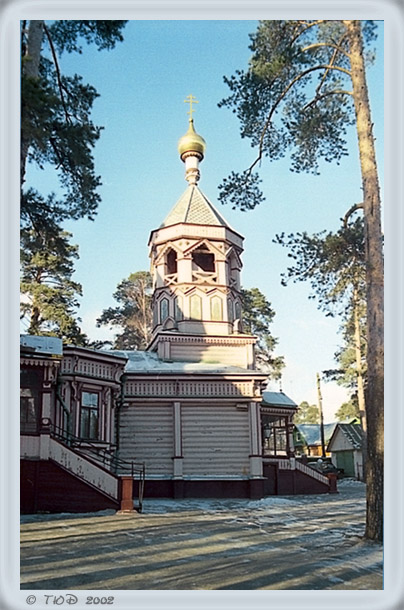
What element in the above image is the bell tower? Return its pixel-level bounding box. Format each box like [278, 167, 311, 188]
[147, 99, 256, 369]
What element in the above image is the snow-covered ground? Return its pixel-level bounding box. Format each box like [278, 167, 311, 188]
[20, 479, 383, 591]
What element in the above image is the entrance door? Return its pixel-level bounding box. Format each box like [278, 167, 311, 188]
[336, 450, 354, 476]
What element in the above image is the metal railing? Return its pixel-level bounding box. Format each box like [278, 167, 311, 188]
[50, 424, 145, 512]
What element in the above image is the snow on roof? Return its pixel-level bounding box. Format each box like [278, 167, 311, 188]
[261, 391, 297, 408]
[328, 423, 364, 450]
[20, 334, 63, 356]
[104, 349, 258, 375]
[295, 423, 337, 446]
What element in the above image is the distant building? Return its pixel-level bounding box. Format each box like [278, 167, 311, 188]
[327, 422, 364, 480]
[293, 423, 338, 457]
[20, 111, 336, 513]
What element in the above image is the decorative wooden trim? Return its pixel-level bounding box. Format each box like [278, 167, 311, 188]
[124, 378, 258, 398]
[158, 334, 256, 345]
[260, 406, 297, 417]
[60, 357, 124, 383]
[21, 357, 60, 369]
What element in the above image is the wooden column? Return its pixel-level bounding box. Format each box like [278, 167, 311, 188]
[117, 476, 134, 512]
[173, 401, 183, 479]
[248, 402, 263, 478]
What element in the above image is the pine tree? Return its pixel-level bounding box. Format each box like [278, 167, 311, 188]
[20, 20, 127, 338]
[21, 20, 128, 230]
[294, 401, 320, 424]
[335, 401, 360, 422]
[20, 225, 87, 344]
[97, 272, 153, 350]
[241, 287, 284, 378]
[219, 20, 383, 538]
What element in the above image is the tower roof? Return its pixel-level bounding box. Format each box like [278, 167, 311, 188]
[160, 184, 234, 229]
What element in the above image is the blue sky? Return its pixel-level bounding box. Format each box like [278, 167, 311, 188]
[23, 20, 384, 422]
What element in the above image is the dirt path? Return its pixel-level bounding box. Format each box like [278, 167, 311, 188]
[20, 480, 382, 590]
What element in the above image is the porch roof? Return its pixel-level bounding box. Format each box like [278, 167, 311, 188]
[261, 391, 297, 409]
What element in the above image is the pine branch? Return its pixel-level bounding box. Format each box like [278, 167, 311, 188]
[246, 63, 353, 177]
[43, 23, 72, 124]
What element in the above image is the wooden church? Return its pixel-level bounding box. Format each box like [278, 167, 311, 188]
[20, 111, 335, 513]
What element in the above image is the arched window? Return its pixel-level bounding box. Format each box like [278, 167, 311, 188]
[166, 248, 177, 275]
[160, 298, 169, 323]
[174, 296, 183, 321]
[234, 300, 242, 321]
[192, 244, 215, 272]
[190, 294, 202, 320]
[210, 296, 222, 321]
[227, 298, 234, 323]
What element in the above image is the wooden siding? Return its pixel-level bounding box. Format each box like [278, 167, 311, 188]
[119, 404, 174, 476]
[170, 343, 247, 367]
[182, 404, 250, 477]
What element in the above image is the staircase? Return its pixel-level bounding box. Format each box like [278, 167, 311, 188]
[20, 425, 145, 514]
[263, 457, 336, 495]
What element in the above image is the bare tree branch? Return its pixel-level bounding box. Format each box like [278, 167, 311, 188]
[43, 23, 72, 124]
[302, 41, 350, 58]
[343, 202, 364, 227]
[303, 89, 353, 111]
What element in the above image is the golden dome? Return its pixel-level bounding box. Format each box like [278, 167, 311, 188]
[177, 119, 206, 160]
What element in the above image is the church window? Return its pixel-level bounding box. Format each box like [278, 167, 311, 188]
[190, 294, 202, 320]
[234, 300, 242, 321]
[174, 296, 183, 321]
[166, 248, 177, 275]
[80, 391, 99, 440]
[160, 298, 169, 322]
[192, 244, 215, 272]
[210, 296, 222, 321]
[227, 298, 234, 323]
[229, 252, 239, 286]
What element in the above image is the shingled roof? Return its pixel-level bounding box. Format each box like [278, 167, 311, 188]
[327, 423, 364, 451]
[160, 185, 233, 229]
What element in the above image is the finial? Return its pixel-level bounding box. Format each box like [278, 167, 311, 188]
[184, 94, 199, 120]
[178, 96, 206, 186]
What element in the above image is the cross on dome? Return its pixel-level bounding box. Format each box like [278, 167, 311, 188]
[177, 96, 206, 185]
[184, 94, 199, 119]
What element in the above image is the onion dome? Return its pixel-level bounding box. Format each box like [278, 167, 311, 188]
[177, 119, 206, 161]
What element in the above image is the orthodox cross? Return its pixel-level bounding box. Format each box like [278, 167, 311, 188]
[184, 94, 198, 119]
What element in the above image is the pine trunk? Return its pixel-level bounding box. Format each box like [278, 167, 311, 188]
[353, 287, 366, 431]
[353, 287, 367, 480]
[345, 20, 384, 542]
[21, 20, 44, 186]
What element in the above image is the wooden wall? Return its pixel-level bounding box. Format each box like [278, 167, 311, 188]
[118, 401, 251, 480]
[119, 404, 174, 477]
[182, 404, 250, 477]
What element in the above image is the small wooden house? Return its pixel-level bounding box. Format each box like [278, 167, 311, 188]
[327, 422, 364, 480]
[293, 423, 337, 457]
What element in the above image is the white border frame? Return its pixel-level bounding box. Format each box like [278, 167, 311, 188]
[1, 2, 402, 609]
